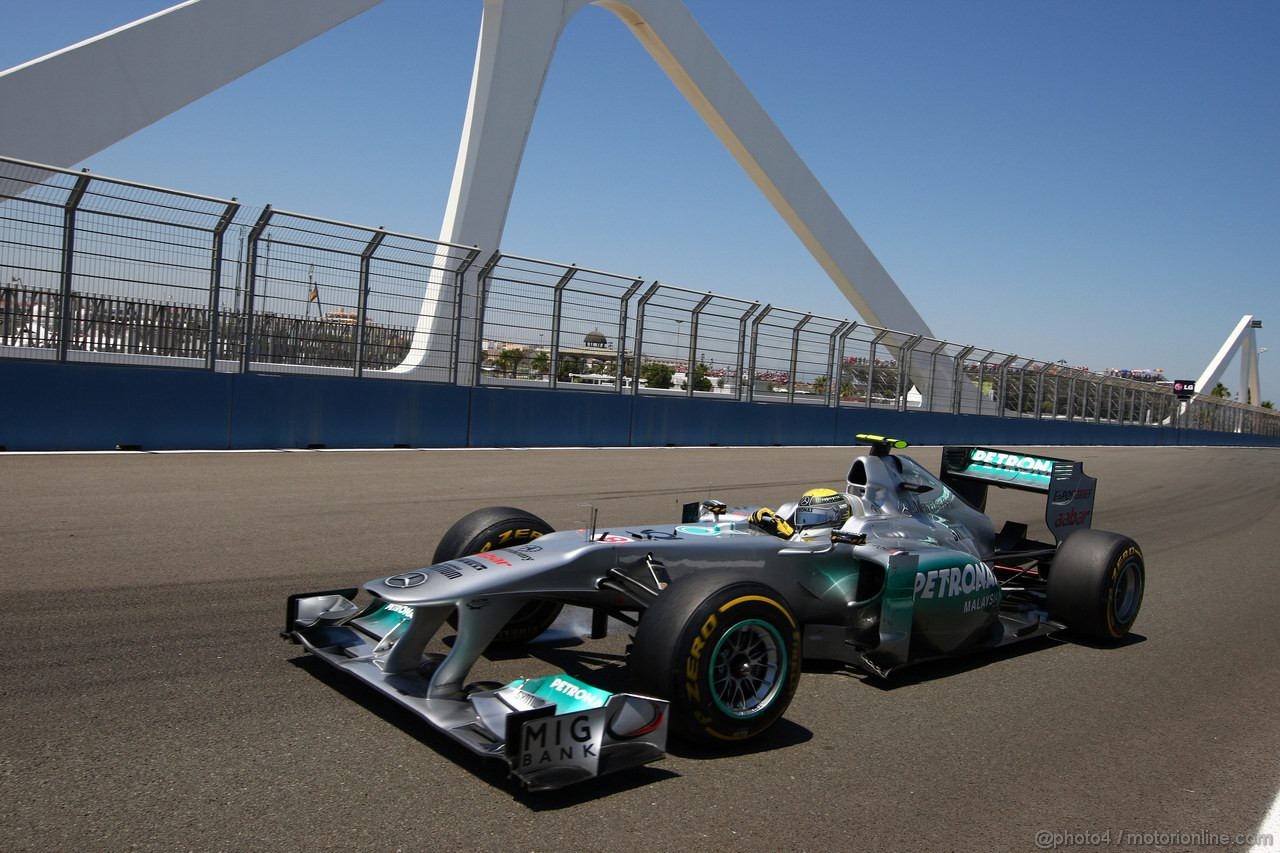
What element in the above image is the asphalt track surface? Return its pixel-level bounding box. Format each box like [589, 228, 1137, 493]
[2, 445, 1278, 851]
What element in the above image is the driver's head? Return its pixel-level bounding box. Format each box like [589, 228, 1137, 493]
[794, 487, 852, 528]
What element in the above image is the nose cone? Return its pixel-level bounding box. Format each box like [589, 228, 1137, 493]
[368, 557, 520, 604]
[365, 532, 602, 604]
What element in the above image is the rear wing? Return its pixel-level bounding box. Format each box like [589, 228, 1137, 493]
[940, 446, 1097, 543]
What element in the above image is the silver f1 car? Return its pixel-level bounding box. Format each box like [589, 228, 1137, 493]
[283, 436, 1145, 790]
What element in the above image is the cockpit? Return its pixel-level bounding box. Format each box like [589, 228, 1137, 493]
[737, 436, 995, 558]
[841, 437, 994, 557]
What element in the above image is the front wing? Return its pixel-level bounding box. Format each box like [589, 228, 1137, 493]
[284, 590, 667, 791]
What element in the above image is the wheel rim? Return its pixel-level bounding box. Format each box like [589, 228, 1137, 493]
[1112, 559, 1143, 625]
[709, 619, 786, 719]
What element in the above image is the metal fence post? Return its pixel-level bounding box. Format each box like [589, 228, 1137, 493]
[469, 251, 501, 386]
[1014, 361, 1028, 417]
[352, 229, 388, 379]
[824, 322, 850, 408]
[614, 277, 643, 393]
[239, 206, 273, 373]
[449, 247, 482, 382]
[1066, 370, 1079, 421]
[1032, 361, 1051, 419]
[746, 305, 773, 403]
[56, 172, 91, 362]
[896, 335, 923, 412]
[547, 266, 577, 390]
[631, 283, 659, 393]
[952, 345, 975, 415]
[686, 294, 713, 397]
[865, 328, 889, 408]
[995, 354, 1017, 417]
[734, 303, 759, 401]
[206, 200, 240, 370]
[975, 355, 989, 417]
[982, 352, 999, 414]
[833, 322, 859, 408]
[921, 339, 946, 412]
[786, 314, 812, 404]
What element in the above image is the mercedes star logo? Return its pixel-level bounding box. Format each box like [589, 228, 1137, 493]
[384, 572, 428, 589]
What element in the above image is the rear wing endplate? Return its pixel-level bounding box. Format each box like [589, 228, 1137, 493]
[941, 446, 1097, 543]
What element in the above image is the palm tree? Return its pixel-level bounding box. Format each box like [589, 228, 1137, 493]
[494, 346, 526, 377]
[692, 362, 712, 391]
[554, 355, 581, 381]
[1211, 382, 1230, 399]
[530, 350, 550, 377]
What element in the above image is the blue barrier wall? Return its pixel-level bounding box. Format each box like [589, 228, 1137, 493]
[469, 386, 633, 447]
[1, 360, 1276, 451]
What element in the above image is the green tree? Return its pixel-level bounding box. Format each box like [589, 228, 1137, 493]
[641, 362, 673, 389]
[557, 354, 580, 381]
[530, 350, 549, 377]
[494, 346, 526, 377]
[1262, 400, 1274, 410]
[692, 361, 712, 392]
[1211, 382, 1230, 399]
[811, 375, 828, 397]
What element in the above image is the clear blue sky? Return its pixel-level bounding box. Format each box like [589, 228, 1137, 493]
[4, 0, 1278, 401]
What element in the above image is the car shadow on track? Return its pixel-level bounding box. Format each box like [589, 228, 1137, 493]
[505, 716, 813, 810]
[663, 717, 814, 759]
[803, 631, 1147, 690]
[1057, 631, 1147, 652]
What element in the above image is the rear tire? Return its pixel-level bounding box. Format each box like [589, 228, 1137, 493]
[433, 506, 562, 645]
[1047, 529, 1144, 642]
[631, 571, 801, 745]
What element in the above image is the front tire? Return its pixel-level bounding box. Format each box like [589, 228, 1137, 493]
[1047, 529, 1144, 642]
[433, 506, 563, 645]
[630, 571, 801, 745]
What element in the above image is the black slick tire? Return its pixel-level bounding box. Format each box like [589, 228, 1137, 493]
[630, 570, 801, 745]
[433, 506, 562, 645]
[1047, 529, 1145, 642]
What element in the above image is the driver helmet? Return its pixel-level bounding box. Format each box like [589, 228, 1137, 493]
[794, 487, 852, 528]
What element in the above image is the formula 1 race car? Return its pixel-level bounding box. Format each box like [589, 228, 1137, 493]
[283, 436, 1145, 790]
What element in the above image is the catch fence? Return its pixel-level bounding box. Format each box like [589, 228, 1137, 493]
[2, 155, 1275, 438]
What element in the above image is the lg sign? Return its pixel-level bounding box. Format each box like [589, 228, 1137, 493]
[1173, 379, 1197, 399]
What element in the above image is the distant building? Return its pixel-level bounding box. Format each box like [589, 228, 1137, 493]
[482, 329, 622, 376]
